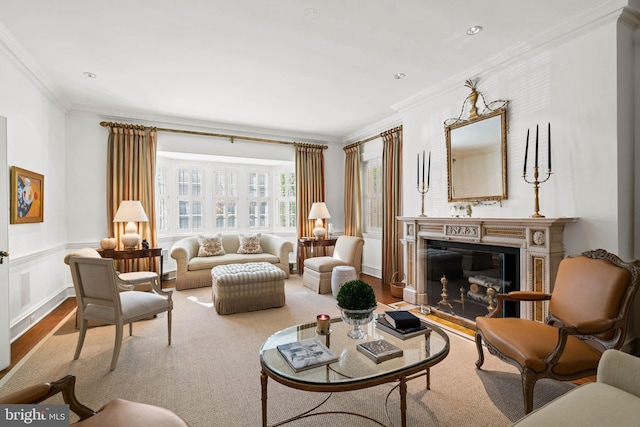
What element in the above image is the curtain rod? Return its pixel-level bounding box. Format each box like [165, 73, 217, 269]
[99, 121, 328, 150]
[343, 125, 403, 151]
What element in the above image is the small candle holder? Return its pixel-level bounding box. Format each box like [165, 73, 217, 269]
[522, 166, 552, 218]
[417, 182, 430, 217]
[316, 314, 331, 335]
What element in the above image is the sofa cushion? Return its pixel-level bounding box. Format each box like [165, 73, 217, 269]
[197, 233, 226, 257]
[237, 233, 263, 254]
[188, 253, 280, 271]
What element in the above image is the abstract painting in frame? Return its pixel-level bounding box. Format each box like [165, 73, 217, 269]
[10, 166, 44, 224]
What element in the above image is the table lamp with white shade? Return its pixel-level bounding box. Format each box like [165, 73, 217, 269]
[308, 202, 331, 239]
[113, 200, 149, 249]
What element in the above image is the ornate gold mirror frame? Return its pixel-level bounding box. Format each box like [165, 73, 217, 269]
[445, 80, 508, 203]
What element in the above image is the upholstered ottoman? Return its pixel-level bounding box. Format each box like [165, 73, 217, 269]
[211, 262, 286, 314]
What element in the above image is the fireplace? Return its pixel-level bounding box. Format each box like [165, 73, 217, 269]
[399, 216, 576, 328]
[424, 240, 520, 326]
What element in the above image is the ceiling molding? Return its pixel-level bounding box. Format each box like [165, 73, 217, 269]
[390, 0, 627, 115]
[68, 106, 338, 145]
[0, 22, 70, 112]
[342, 113, 402, 145]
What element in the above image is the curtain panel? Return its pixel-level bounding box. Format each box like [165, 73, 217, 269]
[295, 144, 325, 239]
[381, 127, 403, 286]
[343, 144, 362, 237]
[106, 125, 158, 270]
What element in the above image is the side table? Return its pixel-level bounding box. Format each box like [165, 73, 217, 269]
[98, 248, 163, 278]
[297, 238, 337, 275]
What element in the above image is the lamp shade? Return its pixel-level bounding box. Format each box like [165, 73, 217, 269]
[113, 200, 149, 223]
[113, 200, 148, 249]
[308, 202, 330, 239]
[308, 202, 331, 220]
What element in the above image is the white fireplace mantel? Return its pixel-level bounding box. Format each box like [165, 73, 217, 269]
[398, 216, 577, 322]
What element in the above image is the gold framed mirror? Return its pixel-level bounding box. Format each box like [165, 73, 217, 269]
[445, 81, 508, 202]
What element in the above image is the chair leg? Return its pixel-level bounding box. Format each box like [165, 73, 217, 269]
[128, 322, 132, 336]
[521, 368, 536, 414]
[167, 309, 172, 345]
[110, 323, 124, 371]
[74, 320, 88, 360]
[474, 332, 485, 369]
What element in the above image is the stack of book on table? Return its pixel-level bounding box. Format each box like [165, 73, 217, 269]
[277, 337, 339, 372]
[375, 310, 432, 340]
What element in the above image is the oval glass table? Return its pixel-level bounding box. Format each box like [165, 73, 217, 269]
[259, 316, 450, 426]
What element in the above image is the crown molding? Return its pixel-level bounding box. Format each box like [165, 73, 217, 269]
[390, 0, 628, 114]
[68, 105, 339, 145]
[341, 113, 402, 145]
[0, 22, 70, 112]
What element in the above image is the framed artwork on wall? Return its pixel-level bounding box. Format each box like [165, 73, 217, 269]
[10, 166, 44, 224]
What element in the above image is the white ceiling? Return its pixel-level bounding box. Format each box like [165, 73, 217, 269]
[0, 0, 622, 141]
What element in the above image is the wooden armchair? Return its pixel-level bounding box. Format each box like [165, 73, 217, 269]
[475, 249, 640, 414]
[0, 375, 188, 426]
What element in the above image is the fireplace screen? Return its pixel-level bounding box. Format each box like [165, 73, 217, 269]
[425, 240, 520, 323]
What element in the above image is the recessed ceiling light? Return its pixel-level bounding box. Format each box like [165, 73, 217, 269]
[394, 73, 406, 80]
[83, 72, 97, 78]
[466, 26, 483, 36]
[304, 8, 317, 16]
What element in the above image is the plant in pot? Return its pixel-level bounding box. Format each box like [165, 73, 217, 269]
[336, 279, 377, 339]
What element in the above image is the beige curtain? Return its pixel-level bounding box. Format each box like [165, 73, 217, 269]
[295, 144, 325, 239]
[106, 125, 158, 270]
[381, 127, 403, 286]
[343, 144, 362, 237]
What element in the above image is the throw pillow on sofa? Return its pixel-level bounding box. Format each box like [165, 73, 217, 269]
[198, 233, 226, 257]
[237, 233, 263, 254]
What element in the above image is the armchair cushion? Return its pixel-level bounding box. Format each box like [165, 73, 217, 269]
[76, 398, 187, 427]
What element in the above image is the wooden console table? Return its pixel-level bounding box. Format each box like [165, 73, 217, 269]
[98, 248, 163, 278]
[297, 238, 337, 275]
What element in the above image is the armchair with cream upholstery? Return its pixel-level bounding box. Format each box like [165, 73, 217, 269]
[67, 253, 173, 371]
[302, 235, 364, 294]
[0, 375, 188, 426]
[475, 249, 640, 414]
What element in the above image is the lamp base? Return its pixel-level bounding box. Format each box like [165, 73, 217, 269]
[121, 233, 141, 249]
[313, 227, 326, 239]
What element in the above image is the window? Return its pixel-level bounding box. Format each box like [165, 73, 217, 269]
[275, 171, 296, 230]
[363, 158, 383, 233]
[156, 155, 295, 235]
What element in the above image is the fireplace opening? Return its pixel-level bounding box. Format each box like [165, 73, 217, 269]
[424, 239, 520, 327]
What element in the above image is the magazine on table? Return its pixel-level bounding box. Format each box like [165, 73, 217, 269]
[277, 337, 339, 372]
[375, 317, 432, 340]
[357, 339, 403, 363]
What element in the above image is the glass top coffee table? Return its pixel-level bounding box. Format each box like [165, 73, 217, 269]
[259, 315, 450, 426]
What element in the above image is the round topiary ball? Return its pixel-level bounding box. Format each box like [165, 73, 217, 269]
[336, 279, 376, 310]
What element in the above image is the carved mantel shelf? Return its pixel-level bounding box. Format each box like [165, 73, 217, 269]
[398, 216, 577, 322]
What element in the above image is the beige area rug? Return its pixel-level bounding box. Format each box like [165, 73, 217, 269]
[0, 277, 574, 426]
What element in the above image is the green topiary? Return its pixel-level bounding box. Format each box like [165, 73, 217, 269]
[336, 280, 377, 310]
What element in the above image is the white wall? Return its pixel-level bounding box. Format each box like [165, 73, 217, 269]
[0, 47, 70, 340]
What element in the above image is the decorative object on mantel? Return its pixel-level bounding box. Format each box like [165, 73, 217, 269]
[416, 150, 431, 216]
[522, 123, 552, 218]
[444, 79, 508, 203]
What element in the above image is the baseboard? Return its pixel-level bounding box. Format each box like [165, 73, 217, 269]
[10, 287, 74, 342]
[361, 265, 381, 278]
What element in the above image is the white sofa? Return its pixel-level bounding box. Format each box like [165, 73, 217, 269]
[512, 349, 640, 426]
[170, 233, 293, 290]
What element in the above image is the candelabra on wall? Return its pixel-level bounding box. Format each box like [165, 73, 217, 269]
[522, 123, 552, 218]
[417, 150, 431, 216]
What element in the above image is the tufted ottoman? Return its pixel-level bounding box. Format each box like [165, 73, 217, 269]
[211, 262, 286, 314]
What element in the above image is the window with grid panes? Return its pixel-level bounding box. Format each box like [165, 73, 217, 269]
[275, 171, 296, 230]
[363, 158, 383, 233]
[177, 168, 204, 231]
[214, 169, 238, 230]
[248, 171, 269, 228]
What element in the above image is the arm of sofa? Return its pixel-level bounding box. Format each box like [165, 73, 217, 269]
[170, 237, 199, 276]
[597, 349, 640, 398]
[260, 234, 293, 274]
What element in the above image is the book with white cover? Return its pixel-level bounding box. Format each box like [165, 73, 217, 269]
[277, 337, 338, 372]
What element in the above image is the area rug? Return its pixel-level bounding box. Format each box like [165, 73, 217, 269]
[0, 277, 575, 426]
